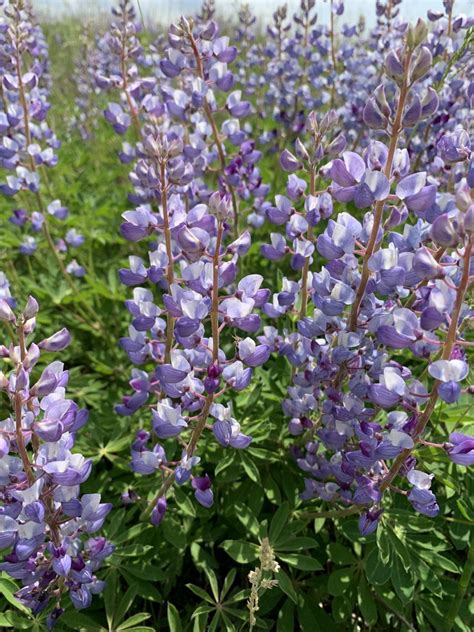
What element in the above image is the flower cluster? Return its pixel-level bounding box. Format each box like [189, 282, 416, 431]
[0, 1, 85, 276]
[95, 7, 273, 524]
[0, 297, 112, 624]
[263, 19, 474, 533]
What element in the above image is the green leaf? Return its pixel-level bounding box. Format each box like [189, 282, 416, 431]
[328, 568, 355, 597]
[357, 578, 378, 625]
[117, 614, 152, 630]
[186, 584, 214, 604]
[364, 548, 391, 586]
[327, 542, 356, 566]
[376, 528, 391, 565]
[220, 540, 259, 563]
[0, 578, 31, 615]
[163, 519, 187, 549]
[387, 527, 411, 571]
[203, 568, 220, 602]
[391, 555, 414, 605]
[174, 486, 197, 517]
[113, 585, 138, 627]
[418, 550, 460, 574]
[120, 565, 164, 582]
[167, 603, 183, 632]
[276, 536, 318, 551]
[277, 553, 323, 571]
[276, 569, 298, 604]
[235, 502, 260, 538]
[104, 570, 119, 630]
[114, 523, 152, 545]
[220, 568, 237, 601]
[277, 599, 294, 631]
[239, 451, 261, 484]
[269, 501, 290, 545]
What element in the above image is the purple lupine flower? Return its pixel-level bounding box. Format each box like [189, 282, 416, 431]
[0, 298, 112, 619]
[446, 433, 474, 466]
[192, 474, 214, 507]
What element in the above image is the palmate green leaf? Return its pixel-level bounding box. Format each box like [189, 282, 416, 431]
[0, 612, 14, 628]
[166, 603, 183, 632]
[220, 539, 260, 563]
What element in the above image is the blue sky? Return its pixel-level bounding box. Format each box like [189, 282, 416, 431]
[35, 0, 473, 26]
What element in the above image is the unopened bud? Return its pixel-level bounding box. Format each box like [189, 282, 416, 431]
[410, 46, 432, 82]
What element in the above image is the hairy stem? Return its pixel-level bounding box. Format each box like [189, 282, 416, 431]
[141, 223, 224, 520]
[159, 160, 175, 363]
[187, 29, 240, 236]
[380, 235, 472, 492]
[348, 46, 412, 331]
[298, 168, 316, 318]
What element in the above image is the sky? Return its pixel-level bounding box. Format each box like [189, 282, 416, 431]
[34, 0, 474, 26]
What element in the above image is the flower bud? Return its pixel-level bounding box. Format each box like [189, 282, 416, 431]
[23, 295, 39, 320]
[374, 84, 391, 118]
[420, 87, 439, 119]
[327, 133, 346, 157]
[384, 50, 404, 81]
[295, 138, 309, 161]
[0, 299, 15, 322]
[402, 95, 422, 128]
[431, 212, 463, 246]
[363, 97, 387, 130]
[413, 247, 444, 279]
[38, 328, 71, 352]
[151, 496, 167, 526]
[410, 46, 432, 82]
[320, 109, 338, 134]
[280, 149, 301, 172]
